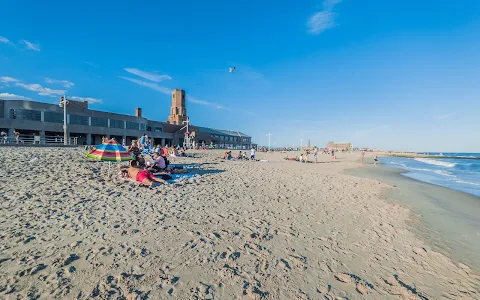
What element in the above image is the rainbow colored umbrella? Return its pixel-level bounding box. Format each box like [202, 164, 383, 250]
[86, 139, 134, 161]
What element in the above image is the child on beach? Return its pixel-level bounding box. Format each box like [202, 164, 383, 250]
[373, 155, 379, 165]
[250, 146, 255, 160]
[313, 146, 318, 163]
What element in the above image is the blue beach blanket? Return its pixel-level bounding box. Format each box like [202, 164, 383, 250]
[165, 173, 198, 184]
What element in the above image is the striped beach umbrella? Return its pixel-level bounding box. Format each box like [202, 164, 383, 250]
[86, 139, 134, 161]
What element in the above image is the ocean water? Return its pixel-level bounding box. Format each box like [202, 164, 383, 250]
[380, 153, 480, 197]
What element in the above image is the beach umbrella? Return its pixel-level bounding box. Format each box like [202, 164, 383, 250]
[86, 139, 134, 177]
[86, 139, 134, 162]
[86, 139, 133, 220]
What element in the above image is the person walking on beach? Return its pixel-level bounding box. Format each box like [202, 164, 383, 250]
[1, 131, 7, 144]
[373, 155, 379, 165]
[361, 151, 365, 164]
[250, 146, 256, 160]
[331, 149, 336, 160]
[313, 146, 318, 163]
[14, 131, 20, 144]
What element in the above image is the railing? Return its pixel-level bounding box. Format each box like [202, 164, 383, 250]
[0, 135, 78, 145]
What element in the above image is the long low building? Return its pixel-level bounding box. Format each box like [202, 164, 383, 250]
[0, 91, 253, 149]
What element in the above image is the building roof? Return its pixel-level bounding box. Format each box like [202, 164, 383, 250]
[196, 127, 250, 138]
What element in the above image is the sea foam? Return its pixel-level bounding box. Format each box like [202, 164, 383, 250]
[414, 158, 456, 168]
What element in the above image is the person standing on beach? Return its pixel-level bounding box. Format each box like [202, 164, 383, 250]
[313, 146, 318, 163]
[361, 151, 365, 164]
[14, 131, 20, 144]
[250, 146, 256, 160]
[331, 149, 336, 160]
[1, 131, 7, 144]
[373, 155, 379, 165]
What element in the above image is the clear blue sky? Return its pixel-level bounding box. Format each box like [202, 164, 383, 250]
[1, 0, 479, 152]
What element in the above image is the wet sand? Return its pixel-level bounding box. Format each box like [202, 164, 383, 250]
[345, 164, 480, 274]
[0, 148, 479, 299]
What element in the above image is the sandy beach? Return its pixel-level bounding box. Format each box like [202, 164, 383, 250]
[0, 148, 479, 299]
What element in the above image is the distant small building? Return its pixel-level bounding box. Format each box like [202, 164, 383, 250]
[327, 141, 352, 151]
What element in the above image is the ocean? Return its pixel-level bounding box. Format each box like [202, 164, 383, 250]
[380, 153, 480, 197]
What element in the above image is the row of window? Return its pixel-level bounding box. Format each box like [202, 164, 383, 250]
[8, 109, 151, 130]
[211, 134, 250, 143]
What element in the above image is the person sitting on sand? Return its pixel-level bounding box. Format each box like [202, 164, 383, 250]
[221, 150, 232, 160]
[128, 140, 141, 156]
[236, 151, 243, 160]
[149, 152, 167, 173]
[121, 160, 166, 187]
[158, 148, 187, 174]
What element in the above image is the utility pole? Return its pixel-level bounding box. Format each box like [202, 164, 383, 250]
[181, 117, 190, 148]
[60, 95, 68, 145]
[266, 133, 272, 151]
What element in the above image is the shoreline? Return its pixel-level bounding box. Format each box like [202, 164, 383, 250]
[344, 163, 480, 273]
[383, 153, 480, 160]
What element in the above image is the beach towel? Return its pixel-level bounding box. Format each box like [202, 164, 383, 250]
[166, 173, 198, 184]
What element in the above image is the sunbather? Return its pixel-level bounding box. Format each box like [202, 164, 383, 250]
[121, 160, 166, 187]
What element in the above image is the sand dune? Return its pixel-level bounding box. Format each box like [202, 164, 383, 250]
[0, 148, 478, 299]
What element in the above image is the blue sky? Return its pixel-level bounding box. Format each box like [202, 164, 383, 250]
[1, 0, 479, 152]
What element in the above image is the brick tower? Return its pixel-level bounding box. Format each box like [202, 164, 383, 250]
[167, 89, 188, 125]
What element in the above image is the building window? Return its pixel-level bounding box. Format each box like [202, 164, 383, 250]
[110, 119, 125, 129]
[44, 111, 64, 123]
[91, 117, 108, 127]
[9, 109, 41, 121]
[69, 114, 89, 126]
[126, 121, 139, 130]
[139, 123, 146, 131]
[155, 127, 163, 132]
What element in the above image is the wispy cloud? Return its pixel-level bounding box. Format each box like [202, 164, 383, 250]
[120, 76, 171, 94]
[0, 76, 19, 83]
[0, 36, 13, 45]
[70, 96, 103, 104]
[22, 40, 40, 51]
[188, 96, 231, 111]
[307, 0, 342, 34]
[15, 82, 66, 97]
[0, 92, 31, 100]
[45, 78, 75, 88]
[124, 68, 172, 82]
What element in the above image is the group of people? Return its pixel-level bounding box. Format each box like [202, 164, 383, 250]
[1, 130, 20, 144]
[221, 147, 256, 160]
[122, 139, 187, 186]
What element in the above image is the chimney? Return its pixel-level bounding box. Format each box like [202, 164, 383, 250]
[135, 107, 142, 118]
